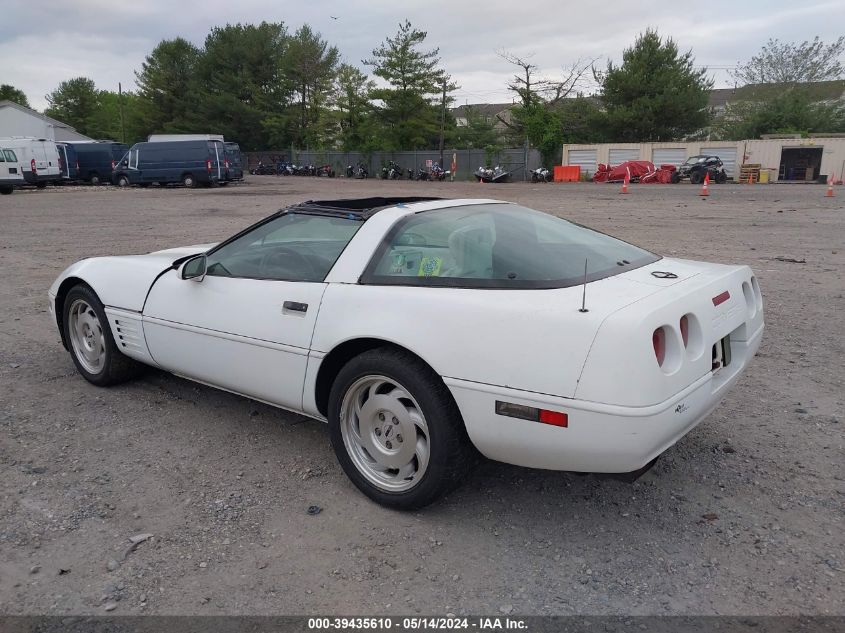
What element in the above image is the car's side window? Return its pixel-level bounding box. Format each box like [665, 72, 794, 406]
[205, 213, 362, 282]
[5, 150, 17, 162]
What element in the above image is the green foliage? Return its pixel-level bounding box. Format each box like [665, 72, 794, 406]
[193, 23, 290, 151]
[134, 38, 200, 135]
[598, 29, 712, 141]
[734, 36, 845, 85]
[332, 64, 378, 151]
[364, 20, 457, 150]
[86, 90, 146, 143]
[0, 84, 29, 107]
[449, 105, 501, 157]
[45, 77, 101, 136]
[715, 86, 845, 140]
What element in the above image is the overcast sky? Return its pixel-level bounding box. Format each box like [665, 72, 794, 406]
[1, 0, 842, 111]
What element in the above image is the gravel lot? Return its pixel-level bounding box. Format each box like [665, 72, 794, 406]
[0, 177, 842, 616]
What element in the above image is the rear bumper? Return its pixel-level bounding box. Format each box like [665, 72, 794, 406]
[447, 322, 763, 473]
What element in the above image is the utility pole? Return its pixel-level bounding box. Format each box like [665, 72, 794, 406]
[438, 78, 446, 168]
[118, 82, 126, 144]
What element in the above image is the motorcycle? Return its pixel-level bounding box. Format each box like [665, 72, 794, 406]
[531, 167, 551, 183]
[250, 161, 276, 176]
[381, 161, 403, 180]
[430, 162, 450, 182]
[474, 164, 510, 183]
[316, 164, 335, 178]
[353, 162, 368, 179]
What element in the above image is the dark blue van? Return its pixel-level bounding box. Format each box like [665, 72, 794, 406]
[112, 140, 225, 187]
[56, 143, 79, 181]
[224, 142, 243, 181]
[67, 141, 129, 185]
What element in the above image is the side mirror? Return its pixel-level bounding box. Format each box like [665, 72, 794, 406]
[121, 159, 128, 167]
[181, 254, 207, 282]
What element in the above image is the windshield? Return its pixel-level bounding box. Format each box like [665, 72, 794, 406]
[362, 203, 659, 289]
[683, 156, 707, 165]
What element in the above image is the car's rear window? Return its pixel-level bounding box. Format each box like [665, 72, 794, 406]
[361, 203, 659, 289]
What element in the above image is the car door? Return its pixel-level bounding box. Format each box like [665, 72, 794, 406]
[141, 211, 363, 411]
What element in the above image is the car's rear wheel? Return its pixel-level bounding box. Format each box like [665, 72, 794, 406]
[116, 175, 129, 187]
[328, 348, 474, 509]
[716, 171, 728, 184]
[0, 186, 12, 195]
[89, 172, 101, 186]
[63, 285, 141, 386]
[182, 173, 196, 188]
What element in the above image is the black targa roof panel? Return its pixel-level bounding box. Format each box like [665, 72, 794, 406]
[292, 197, 441, 219]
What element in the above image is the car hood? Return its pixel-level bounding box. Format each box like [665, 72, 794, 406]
[50, 244, 216, 312]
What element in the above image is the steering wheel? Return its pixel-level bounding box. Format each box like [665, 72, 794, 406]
[259, 246, 321, 280]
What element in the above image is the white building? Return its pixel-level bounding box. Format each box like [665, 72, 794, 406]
[0, 100, 91, 141]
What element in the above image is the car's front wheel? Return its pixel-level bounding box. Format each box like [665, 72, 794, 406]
[63, 285, 141, 386]
[690, 170, 703, 185]
[328, 348, 475, 509]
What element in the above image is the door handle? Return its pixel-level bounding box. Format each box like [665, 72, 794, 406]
[283, 301, 308, 313]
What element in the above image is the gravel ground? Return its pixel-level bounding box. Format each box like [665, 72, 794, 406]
[0, 177, 842, 616]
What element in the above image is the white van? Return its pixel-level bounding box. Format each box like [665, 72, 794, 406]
[0, 137, 62, 188]
[147, 134, 225, 142]
[0, 145, 24, 195]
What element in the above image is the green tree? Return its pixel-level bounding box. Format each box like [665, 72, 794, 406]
[192, 22, 290, 151]
[716, 87, 845, 139]
[87, 90, 146, 143]
[364, 20, 456, 149]
[331, 63, 377, 150]
[598, 30, 712, 141]
[0, 84, 29, 107]
[45, 77, 101, 135]
[449, 105, 501, 159]
[286, 25, 339, 148]
[734, 36, 845, 85]
[135, 37, 201, 134]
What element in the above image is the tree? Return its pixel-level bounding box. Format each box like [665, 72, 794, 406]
[45, 77, 101, 135]
[716, 87, 845, 140]
[364, 20, 457, 150]
[331, 64, 377, 150]
[87, 90, 146, 143]
[286, 25, 339, 148]
[598, 30, 712, 141]
[734, 37, 845, 85]
[135, 37, 201, 134]
[450, 105, 501, 154]
[194, 22, 290, 151]
[0, 84, 29, 107]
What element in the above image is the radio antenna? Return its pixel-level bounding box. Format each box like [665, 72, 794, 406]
[579, 258, 589, 313]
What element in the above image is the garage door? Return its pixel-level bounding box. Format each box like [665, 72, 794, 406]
[706, 146, 738, 180]
[652, 148, 687, 167]
[609, 148, 641, 165]
[567, 149, 597, 177]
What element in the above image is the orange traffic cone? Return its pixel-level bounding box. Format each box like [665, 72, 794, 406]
[826, 176, 834, 197]
[620, 170, 630, 194]
[699, 172, 710, 197]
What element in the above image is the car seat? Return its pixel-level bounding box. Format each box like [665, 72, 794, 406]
[445, 225, 494, 278]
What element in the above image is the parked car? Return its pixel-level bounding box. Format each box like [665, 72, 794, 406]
[66, 141, 129, 185]
[112, 140, 225, 188]
[0, 145, 24, 194]
[672, 155, 728, 184]
[223, 142, 243, 181]
[0, 137, 62, 188]
[49, 197, 764, 509]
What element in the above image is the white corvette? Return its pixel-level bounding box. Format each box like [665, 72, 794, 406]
[49, 197, 764, 508]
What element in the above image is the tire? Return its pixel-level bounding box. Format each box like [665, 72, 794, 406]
[0, 186, 12, 195]
[670, 171, 680, 184]
[182, 173, 196, 188]
[689, 170, 703, 185]
[62, 285, 142, 387]
[328, 347, 475, 510]
[36, 181, 47, 189]
[89, 173, 101, 186]
[116, 175, 130, 187]
[716, 171, 728, 184]
[531, 173, 539, 183]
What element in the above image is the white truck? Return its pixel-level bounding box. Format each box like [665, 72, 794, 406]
[0, 137, 62, 188]
[0, 145, 24, 194]
[147, 134, 225, 142]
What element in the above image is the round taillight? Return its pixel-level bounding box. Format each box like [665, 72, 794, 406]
[652, 328, 666, 366]
[680, 316, 689, 347]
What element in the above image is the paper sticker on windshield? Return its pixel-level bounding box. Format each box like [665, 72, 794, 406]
[418, 256, 443, 277]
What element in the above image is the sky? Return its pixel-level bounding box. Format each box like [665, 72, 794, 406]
[1, 0, 843, 111]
